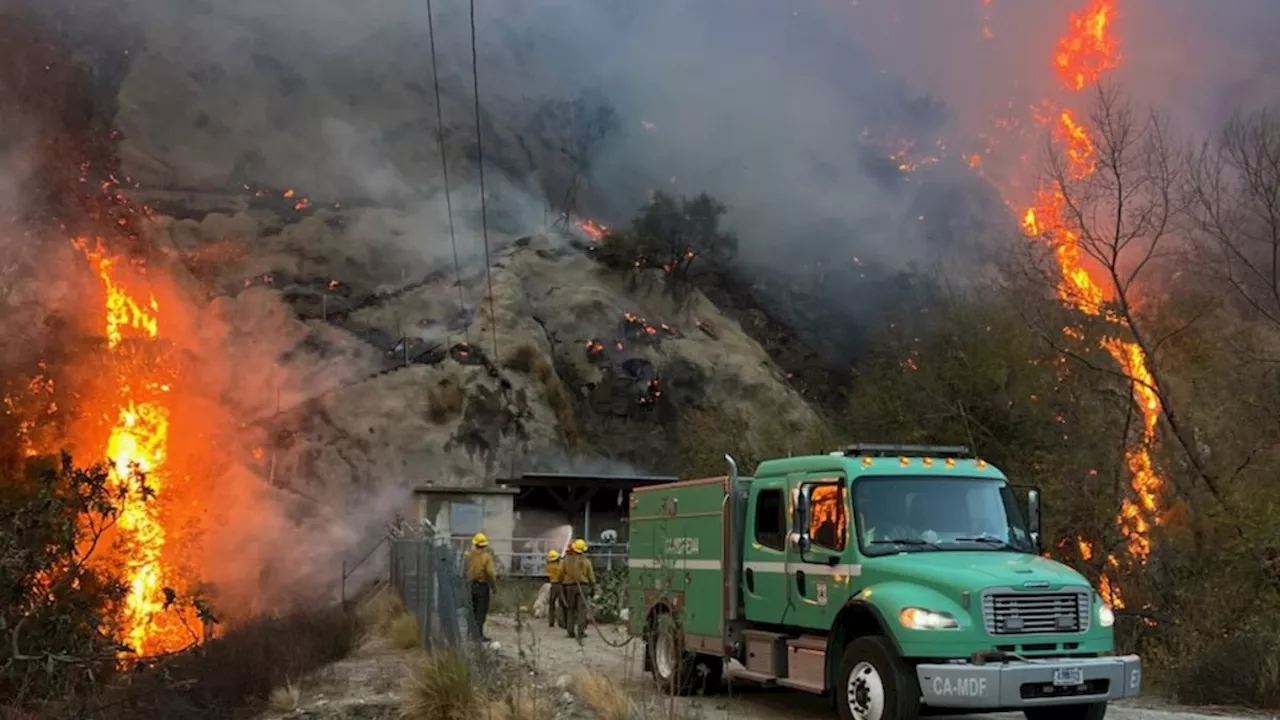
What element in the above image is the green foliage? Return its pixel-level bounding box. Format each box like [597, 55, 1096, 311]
[588, 567, 628, 623]
[0, 452, 130, 704]
[593, 191, 739, 302]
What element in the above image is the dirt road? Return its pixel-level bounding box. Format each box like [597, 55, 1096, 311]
[485, 614, 1261, 720]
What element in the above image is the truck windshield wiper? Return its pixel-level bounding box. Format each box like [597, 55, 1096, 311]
[954, 535, 1009, 548]
[869, 538, 940, 550]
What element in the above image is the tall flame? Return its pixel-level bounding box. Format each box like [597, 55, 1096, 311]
[81, 241, 192, 656]
[1023, 0, 1163, 607]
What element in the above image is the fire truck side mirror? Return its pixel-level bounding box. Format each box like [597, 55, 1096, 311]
[794, 489, 812, 552]
[1027, 488, 1042, 551]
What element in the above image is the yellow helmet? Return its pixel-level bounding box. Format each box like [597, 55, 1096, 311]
[473, 532, 488, 547]
[572, 538, 587, 553]
[547, 549, 560, 561]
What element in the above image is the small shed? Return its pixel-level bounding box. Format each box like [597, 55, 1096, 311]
[497, 472, 677, 572]
[411, 484, 520, 561]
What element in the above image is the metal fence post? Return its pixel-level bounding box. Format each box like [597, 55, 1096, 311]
[424, 542, 437, 648]
[415, 540, 427, 647]
[439, 544, 462, 647]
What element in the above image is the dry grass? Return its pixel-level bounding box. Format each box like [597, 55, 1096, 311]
[576, 669, 633, 720]
[530, 355, 582, 448]
[484, 692, 553, 720]
[358, 583, 404, 637]
[502, 343, 538, 373]
[267, 681, 301, 712]
[427, 380, 465, 423]
[386, 613, 421, 650]
[92, 605, 359, 719]
[401, 650, 476, 720]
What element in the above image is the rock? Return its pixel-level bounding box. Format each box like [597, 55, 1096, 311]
[554, 674, 574, 691]
[531, 582, 552, 619]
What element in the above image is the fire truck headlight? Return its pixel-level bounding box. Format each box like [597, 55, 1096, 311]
[899, 607, 959, 630]
[1099, 604, 1115, 628]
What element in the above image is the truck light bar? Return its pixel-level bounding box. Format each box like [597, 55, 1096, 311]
[843, 443, 973, 459]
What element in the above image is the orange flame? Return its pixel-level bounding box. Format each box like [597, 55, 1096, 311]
[80, 240, 196, 656]
[1054, 0, 1120, 91]
[1020, 0, 1160, 608]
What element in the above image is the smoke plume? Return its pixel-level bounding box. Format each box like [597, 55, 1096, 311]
[5, 0, 1280, 627]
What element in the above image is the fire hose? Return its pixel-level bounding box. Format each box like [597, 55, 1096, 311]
[572, 583, 638, 649]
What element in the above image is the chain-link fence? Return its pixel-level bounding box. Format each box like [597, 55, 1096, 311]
[388, 538, 477, 648]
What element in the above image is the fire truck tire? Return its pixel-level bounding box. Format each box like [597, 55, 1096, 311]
[1024, 702, 1108, 720]
[835, 636, 920, 720]
[648, 611, 697, 695]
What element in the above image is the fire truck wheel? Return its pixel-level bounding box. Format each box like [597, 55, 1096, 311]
[648, 611, 697, 695]
[1024, 702, 1108, 720]
[836, 636, 920, 720]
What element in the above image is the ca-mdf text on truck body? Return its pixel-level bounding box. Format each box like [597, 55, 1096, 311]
[626, 444, 1142, 720]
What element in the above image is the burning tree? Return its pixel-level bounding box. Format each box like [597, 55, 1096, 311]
[595, 191, 739, 307]
[0, 452, 196, 705]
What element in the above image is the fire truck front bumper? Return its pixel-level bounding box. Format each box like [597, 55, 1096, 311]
[916, 655, 1142, 710]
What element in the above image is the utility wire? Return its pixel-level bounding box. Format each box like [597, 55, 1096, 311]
[427, 0, 469, 345]
[469, 0, 500, 362]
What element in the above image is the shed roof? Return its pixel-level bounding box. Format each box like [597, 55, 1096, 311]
[496, 472, 677, 491]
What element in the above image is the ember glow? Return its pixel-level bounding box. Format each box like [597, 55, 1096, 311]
[77, 239, 199, 656]
[578, 219, 608, 240]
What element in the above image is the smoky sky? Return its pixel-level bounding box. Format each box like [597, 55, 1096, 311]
[18, 0, 1280, 274]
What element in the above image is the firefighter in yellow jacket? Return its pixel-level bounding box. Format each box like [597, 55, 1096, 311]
[560, 538, 596, 639]
[545, 549, 565, 629]
[465, 532, 498, 642]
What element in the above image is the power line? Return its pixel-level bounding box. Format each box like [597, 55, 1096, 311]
[469, 0, 500, 362]
[426, 0, 469, 345]
[467, 0, 498, 360]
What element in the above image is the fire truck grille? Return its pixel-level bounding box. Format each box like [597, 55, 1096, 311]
[982, 589, 1091, 635]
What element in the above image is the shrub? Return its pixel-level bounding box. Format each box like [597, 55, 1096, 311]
[401, 649, 476, 720]
[386, 613, 421, 649]
[267, 681, 301, 713]
[427, 380, 465, 424]
[576, 670, 633, 720]
[593, 231, 644, 271]
[357, 583, 404, 638]
[589, 568, 628, 624]
[92, 605, 359, 719]
[1, 453, 135, 705]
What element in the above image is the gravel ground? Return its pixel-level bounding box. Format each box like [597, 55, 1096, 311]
[484, 614, 1265, 720]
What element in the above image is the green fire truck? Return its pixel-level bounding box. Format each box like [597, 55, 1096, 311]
[626, 444, 1141, 720]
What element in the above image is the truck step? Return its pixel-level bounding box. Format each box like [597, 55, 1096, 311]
[784, 636, 828, 693]
[777, 678, 825, 694]
[729, 668, 777, 686]
[743, 630, 788, 678]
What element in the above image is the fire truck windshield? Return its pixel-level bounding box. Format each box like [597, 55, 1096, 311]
[853, 476, 1036, 555]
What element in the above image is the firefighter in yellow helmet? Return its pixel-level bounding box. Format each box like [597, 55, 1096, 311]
[560, 538, 596, 639]
[465, 532, 498, 642]
[545, 548, 566, 629]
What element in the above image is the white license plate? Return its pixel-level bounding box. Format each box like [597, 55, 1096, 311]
[1052, 667, 1084, 687]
